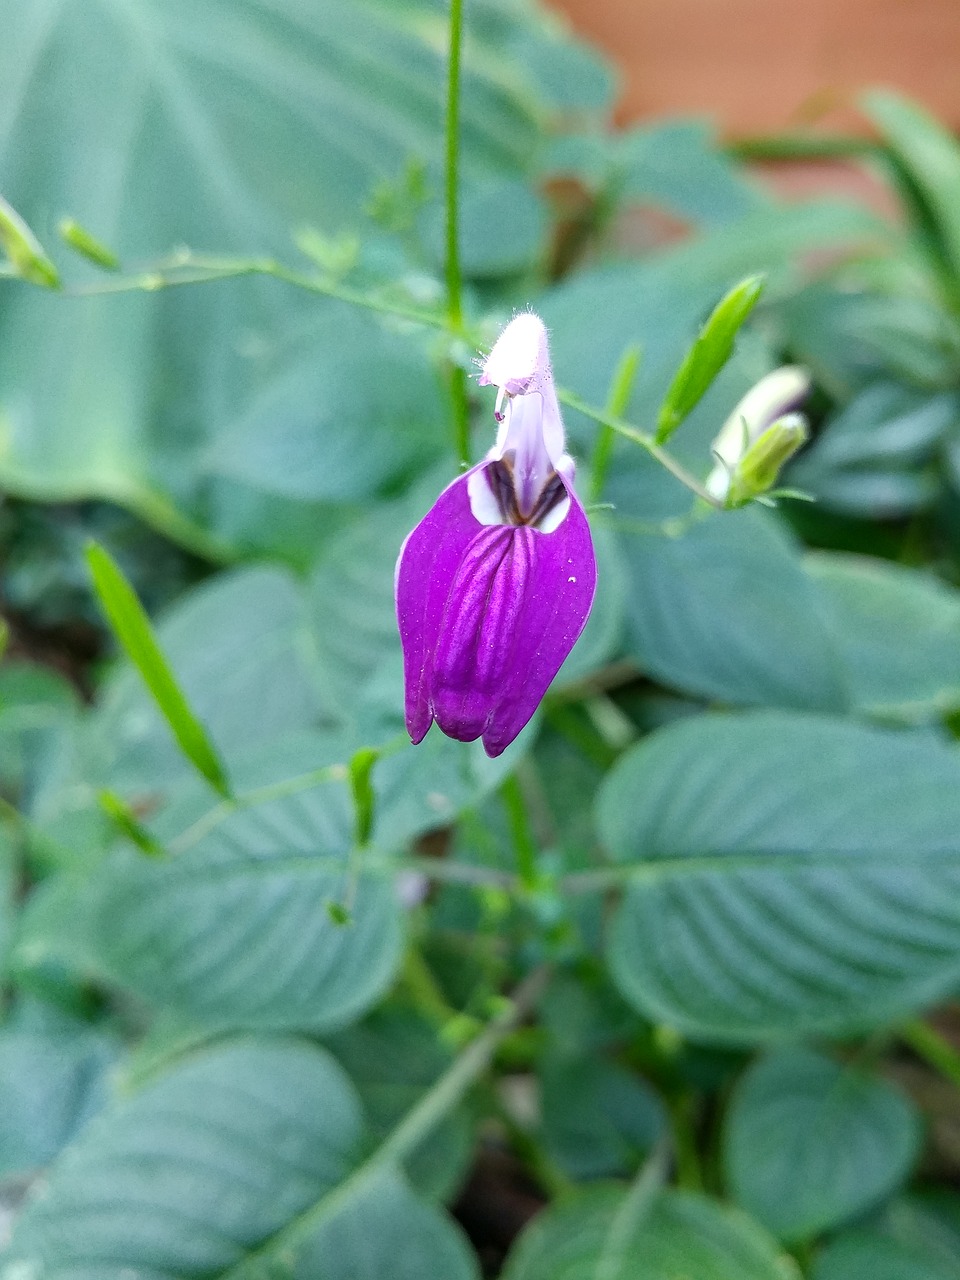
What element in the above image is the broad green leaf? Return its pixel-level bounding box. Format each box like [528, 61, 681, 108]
[806, 553, 960, 721]
[779, 284, 960, 401]
[539, 1056, 666, 1180]
[794, 467, 939, 519]
[0, 0, 600, 557]
[502, 1185, 796, 1280]
[86, 542, 230, 795]
[863, 90, 960, 285]
[619, 507, 847, 712]
[16, 766, 402, 1032]
[204, 307, 449, 504]
[723, 1047, 920, 1241]
[3, 1038, 478, 1280]
[0, 1010, 117, 1177]
[600, 711, 960, 1040]
[814, 1235, 959, 1280]
[788, 383, 959, 517]
[814, 1196, 960, 1280]
[656, 275, 765, 443]
[618, 121, 766, 228]
[291, 1166, 479, 1280]
[0, 661, 77, 796]
[793, 385, 959, 472]
[3, 1039, 363, 1278]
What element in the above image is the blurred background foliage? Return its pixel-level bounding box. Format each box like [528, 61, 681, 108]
[3, 1, 960, 1278]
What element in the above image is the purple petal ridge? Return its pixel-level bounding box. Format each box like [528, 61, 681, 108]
[396, 466, 597, 757]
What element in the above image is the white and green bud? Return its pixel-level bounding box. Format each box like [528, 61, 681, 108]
[725, 413, 809, 507]
[706, 366, 810, 504]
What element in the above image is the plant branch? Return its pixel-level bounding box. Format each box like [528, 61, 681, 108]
[560, 388, 724, 508]
[444, 0, 472, 465]
[226, 965, 551, 1279]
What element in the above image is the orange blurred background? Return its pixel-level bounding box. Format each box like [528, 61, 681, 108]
[548, 0, 960, 135]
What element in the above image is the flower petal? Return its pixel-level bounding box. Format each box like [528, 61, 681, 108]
[430, 524, 535, 743]
[480, 485, 596, 756]
[395, 467, 484, 744]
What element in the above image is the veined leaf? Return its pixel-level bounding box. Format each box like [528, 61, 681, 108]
[2, 1038, 476, 1280]
[600, 712, 960, 1041]
[502, 1184, 795, 1280]
[723, 1048, 920, 1240]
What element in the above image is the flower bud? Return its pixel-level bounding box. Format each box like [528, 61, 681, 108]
[706, 366, 810, 502]
[725, 413, 809, 507]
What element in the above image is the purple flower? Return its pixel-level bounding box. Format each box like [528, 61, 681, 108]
[396, 313, 597, 758]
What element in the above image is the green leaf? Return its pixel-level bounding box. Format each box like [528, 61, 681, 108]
[806, 552, 960, 721]
[0, 0, 595, 557]
[656, 275, 765, 442]
[502, 1185, 796, 1280]
[205, 309, 448, 504]
[0, 1010, 117, 1177]
[86, 541, 230, 796]
[4, 1039, 364, 1278]
[814, 1235, 960, 1280]
[600, 711, 960, 1041]
[291, 1166, 479, 1280]
[17, 767, 403, 1032]
[813, 1196, 960, 1280]
[863, 90, 960, 290]
[723, 1047, 920, 1241]
[539, 1056, 666, 1181]
[618, 121, 767, 228]
[619, 507, 847, 712]
[0, 194, 58, 287]
[0, 660, 77, 796]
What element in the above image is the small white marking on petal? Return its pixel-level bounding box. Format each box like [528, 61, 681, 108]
[568, 576, 576, 583]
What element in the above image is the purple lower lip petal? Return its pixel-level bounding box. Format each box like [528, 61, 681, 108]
[395, 465, 596, 757]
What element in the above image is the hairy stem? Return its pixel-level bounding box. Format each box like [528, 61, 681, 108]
[560, 388, 724, 509]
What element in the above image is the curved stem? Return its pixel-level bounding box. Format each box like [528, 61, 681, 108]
[560, 388, 724, 509]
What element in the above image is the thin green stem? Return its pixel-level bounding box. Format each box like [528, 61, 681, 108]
[560, 388, 724, 509]
[167, 762, 349, 855]
[501, 772, 539, 891]
[589, 344, 641, 504]
[68, 253, 448, 332]
[226, 965, 551, 1279]
[444, 0, 464, 334]
[900, 1017, 960, 1089]
[443, 0, 471, 465]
